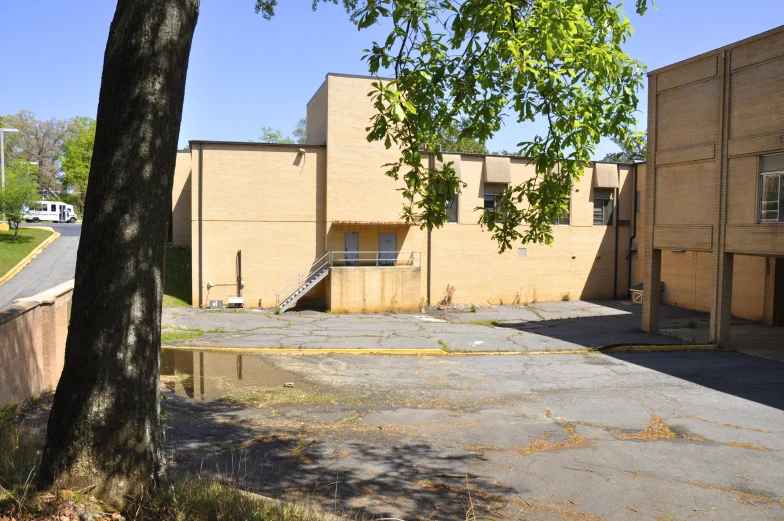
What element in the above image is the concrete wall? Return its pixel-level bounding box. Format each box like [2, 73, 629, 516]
[0, 280, 73, 407]
[327, 267, 421, 312]
[172, 151, 192, 248]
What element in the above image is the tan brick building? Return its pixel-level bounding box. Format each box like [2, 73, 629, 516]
[172, 74, 640, 312]
[171, 26, 783, 331]
[642, 26, 784, 344]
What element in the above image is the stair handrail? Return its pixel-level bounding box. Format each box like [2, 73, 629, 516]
[275, 251, 332, 306]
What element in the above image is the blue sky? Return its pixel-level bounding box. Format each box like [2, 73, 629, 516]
[0, 1, 780, 158]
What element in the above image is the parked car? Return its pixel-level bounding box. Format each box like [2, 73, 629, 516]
[24, 201, 77, 223]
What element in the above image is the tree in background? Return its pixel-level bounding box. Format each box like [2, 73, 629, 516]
[1, 111, 77, 192]
[258, 125, 293, 143]
[433, 118, 488, 154]
[1, 171, 38, 239]
[602, 134, 647, 162]
[293, 117, 307, 144]
[258, 118, 308, 144]
[61, 117, 96, 212]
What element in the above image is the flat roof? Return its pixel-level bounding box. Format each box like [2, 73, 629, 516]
[648, 24, 784, 76]
[188, 140, 324, 148]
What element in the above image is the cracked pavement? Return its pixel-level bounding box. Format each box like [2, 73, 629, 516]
[160, 349, 784, 520]
[162, 300, 694, 352]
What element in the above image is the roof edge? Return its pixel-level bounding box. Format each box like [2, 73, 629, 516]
[648, 24, 784, 76]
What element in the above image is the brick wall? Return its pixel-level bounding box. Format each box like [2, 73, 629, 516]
[0, 280, 73, 407]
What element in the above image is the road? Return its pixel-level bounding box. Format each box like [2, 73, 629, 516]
[0, 223, 80, 308]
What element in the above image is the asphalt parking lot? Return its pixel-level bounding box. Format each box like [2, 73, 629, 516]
[158, 308, 784, 520]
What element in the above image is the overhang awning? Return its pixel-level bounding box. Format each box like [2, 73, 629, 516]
[593, 163, 620, 189]
[436, 153, 462, 179]
[483, 156, 511, 184]
[331, 221, 414, 226]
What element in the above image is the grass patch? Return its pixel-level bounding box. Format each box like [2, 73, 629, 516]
[0, 421, 344, 520]
[161, 327, 204, 343]
[0, 228, 53, 279]
[164, 246, 191, 307]
[466, 320, 501, 328]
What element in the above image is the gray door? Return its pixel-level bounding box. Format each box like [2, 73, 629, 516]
[378, 232, 397, 266]
[344, 232, 359, 266]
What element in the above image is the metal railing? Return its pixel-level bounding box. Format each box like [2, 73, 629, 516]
[274, 251, 421, 307]
[330, 251, 420, 268]
[275, 251, 331, 307]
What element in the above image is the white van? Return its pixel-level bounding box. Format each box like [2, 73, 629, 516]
[24, 201, 77, 223]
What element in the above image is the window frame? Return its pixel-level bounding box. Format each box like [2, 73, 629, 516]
[593, 198, 614, 226]
[759, 171, 783, 223]
[552, 197, 571, 226]
[483, 183, 507, 222]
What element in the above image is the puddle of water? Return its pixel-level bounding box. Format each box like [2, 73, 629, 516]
[160, 349, 310, 401]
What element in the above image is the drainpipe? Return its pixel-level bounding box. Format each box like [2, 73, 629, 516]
[627, 162, 638, 297]
[613, 165, 620, 299]
[427, 152, 433, 306]
[198, 143, 204, 307]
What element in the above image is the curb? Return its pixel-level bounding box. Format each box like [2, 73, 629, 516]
[161, 345, 595, 356]
[601, 344, 718, 353]
[0, 227, 60, 288]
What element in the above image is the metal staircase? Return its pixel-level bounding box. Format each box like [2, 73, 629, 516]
[275, 252, 331, 313]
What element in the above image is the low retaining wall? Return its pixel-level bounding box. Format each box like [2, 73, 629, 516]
[327, 267, 421, 312]
[0, 280, 74, 407]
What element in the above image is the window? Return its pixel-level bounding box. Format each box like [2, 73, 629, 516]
[446, 193, 458, 223]
[552, 198, 570, 226]
[50, 204, 56, 212]
[759, 153, 784, 223]
[635, 191, 641, 214]
[593, 199, 614, 226]
[483, 183, 506, 221]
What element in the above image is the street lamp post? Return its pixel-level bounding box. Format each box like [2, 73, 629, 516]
[1, 128, 20, 190]
[1, 128, 20, 224]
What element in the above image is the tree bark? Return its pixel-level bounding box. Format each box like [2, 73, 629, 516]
[39, 0, 199, 504]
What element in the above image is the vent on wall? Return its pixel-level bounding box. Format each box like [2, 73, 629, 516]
[518, 248, 527, 258]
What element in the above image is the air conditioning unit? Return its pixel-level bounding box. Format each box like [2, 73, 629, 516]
[228, 297, 244, 309]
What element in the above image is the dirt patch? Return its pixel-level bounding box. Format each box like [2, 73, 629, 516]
[727, 441, 767, 452]
[519, 424, 589, 456]
[615, 416, 676, 442]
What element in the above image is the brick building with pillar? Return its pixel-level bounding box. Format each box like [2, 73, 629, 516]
[643, 25, 784, 345]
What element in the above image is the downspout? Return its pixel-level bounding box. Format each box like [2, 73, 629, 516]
[613, 165, 620, 299]
[427, 152, 433, 306]
[198, 143, 204, 307]
[627, 162, 638, 296]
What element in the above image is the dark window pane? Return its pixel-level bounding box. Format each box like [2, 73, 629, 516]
[483, 194, 496, 211]
[447, 194, 458, 223]
[760, 174, 779, 222]
[604, 199, 614, 226]
[779, 173, 784, 223]
[593, 200, 604, 225]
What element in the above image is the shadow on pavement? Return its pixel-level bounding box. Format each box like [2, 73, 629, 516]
[493, 300, 702, 348]
[163, 393, 517, 520]
[605, 350, 784, 412]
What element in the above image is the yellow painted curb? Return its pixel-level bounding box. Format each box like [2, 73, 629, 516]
[161, 345, 595, 356]
[602, 344, 718, 353]
[0, 227, 60, 287]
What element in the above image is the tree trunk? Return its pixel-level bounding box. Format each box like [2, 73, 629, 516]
[39, 0, 199, 504]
